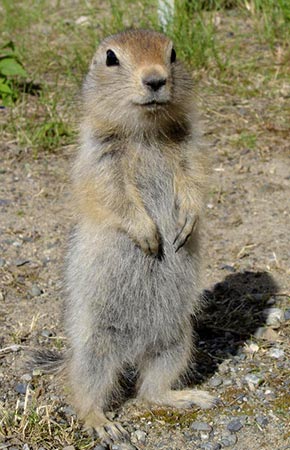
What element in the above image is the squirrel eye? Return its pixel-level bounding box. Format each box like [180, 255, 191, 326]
[106, 49, 119, 66]
[170, 48, 176, 63]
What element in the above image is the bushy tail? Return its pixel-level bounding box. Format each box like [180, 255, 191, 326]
[27, 349, 65, 374]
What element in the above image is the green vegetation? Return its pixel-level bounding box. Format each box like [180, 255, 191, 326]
[0, 0, 289, 155]
[0, 41, 28, 104]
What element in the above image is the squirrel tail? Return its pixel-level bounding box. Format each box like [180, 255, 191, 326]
[26, 349, 65, 374]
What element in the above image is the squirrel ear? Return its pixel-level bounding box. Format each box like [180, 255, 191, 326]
[90, 55, 98, 69]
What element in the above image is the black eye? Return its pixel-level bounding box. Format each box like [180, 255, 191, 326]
[106, 49, 119, 66]
[170, 48, 176, 63]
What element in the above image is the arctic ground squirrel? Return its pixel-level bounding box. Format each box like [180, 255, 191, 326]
[34, 29, 215, 445]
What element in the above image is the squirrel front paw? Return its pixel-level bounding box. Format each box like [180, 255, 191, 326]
[129, 218, 161, 256]
[173, 203, 198, 252]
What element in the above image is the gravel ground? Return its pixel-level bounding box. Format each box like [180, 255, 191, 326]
[1, 75, 289, 449]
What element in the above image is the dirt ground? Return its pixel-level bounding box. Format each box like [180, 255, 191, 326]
[0, 36, 290, 450]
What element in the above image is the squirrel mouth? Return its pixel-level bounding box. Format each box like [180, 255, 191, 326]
[138, 100, 167, 108]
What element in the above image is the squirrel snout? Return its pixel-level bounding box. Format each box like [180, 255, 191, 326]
[142, 75, 167, 92]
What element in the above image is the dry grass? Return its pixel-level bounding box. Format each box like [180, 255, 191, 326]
[0, 1, 289, 448]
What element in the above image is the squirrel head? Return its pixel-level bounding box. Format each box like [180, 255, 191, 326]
[82, 29, 195, 140]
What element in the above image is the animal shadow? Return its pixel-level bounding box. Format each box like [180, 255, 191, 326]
[193, 270, 278, 382]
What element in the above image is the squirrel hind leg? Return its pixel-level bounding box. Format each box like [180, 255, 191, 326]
[153, 388, 217, 409]
[68, 352, 130, 443]
[84, 409, 130, 445]
[137, 344, 216, 410]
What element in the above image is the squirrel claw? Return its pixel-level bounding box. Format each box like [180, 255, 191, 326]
[173, 213, 198, 252]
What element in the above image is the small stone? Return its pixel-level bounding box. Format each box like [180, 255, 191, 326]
[106, 411, 116, 420]
[227, 419, 243, 432]
[111, 444, 136, 450]
[63, 446, 75, 450]
[15, 259, 30, 267]
[133, 430, 146, 444]
[12, 240, 22, 247]
[15, 383, 27, 394]
[219, 264, 236, 272]
[200, 431, 211, 441]
[244, 342, 259, 354]
[200, 444, 221, 450]
[41, 329, 54, 338]
[0, 258, 5, 267]
[263, 308, 285, 327]
[8, 344, 21, 352]
[220, 433, 237, 447]
[268, 348, 284, 359]
[23, 444, 30, 450]
[244, 373, 263, 386]
[190, 422, 213, 432]
[254, 327, 279, 341]
[256, 415, 269, 427]
[284, 309, 290, 321]
[21, 373, 32, 382]
[29, 284, 43, 297]
[209, 377, 223, 387]
[75, 15, 90, 25]
[62, 406, 76, 416]
[93, 446, 107, 450]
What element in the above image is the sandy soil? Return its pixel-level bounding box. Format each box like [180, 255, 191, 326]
[0, 74, 289, 450]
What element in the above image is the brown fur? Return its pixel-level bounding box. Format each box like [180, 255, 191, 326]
[36, 29, 215, 445]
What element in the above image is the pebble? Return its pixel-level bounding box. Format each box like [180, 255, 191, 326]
[62, 406, 76, 416]
[63, 447, 75, 450]
[93, 446, 107, 450]
[209, 377, 223, 387]
[244, 373, 263, 386]
[15, 258, 30, 267]
[29, 284, 43, 297]
[132, 429, 146, 444]
[15, 383, 28, 394]
[254, 327, 279, 341]
[183, 431, 199, 442]
[41, 329, 54, 338]
[75, 15, 90, 25]
[284, 309, 290, 321]
[21, 373, 32, 382]
[190, 422, 213, 432]
[111, 444, 136, 450]
[12, 240, 22, 247]
[263, 308, 285, 327]
[200, 443, 221, 450]
[227, 419, 243, 432]
[23, 445, 30, 450]
[244, 342, 259, 354]
[219, 264, 236, 272]
[255, 415, 269, 427]
[268, 348, 284, 359]
[0, 258, 5, 267]
[220, 433, 237, 447]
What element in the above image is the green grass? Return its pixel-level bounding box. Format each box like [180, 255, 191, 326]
[0, 2, 289, 447]
[0, 0, 289, 155]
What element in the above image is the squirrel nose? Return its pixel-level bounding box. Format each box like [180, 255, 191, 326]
[142, 76, 167, 92]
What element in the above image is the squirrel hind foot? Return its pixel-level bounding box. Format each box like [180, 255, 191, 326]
[141, 388, 217, 410]
[84, 411, 130, 446]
